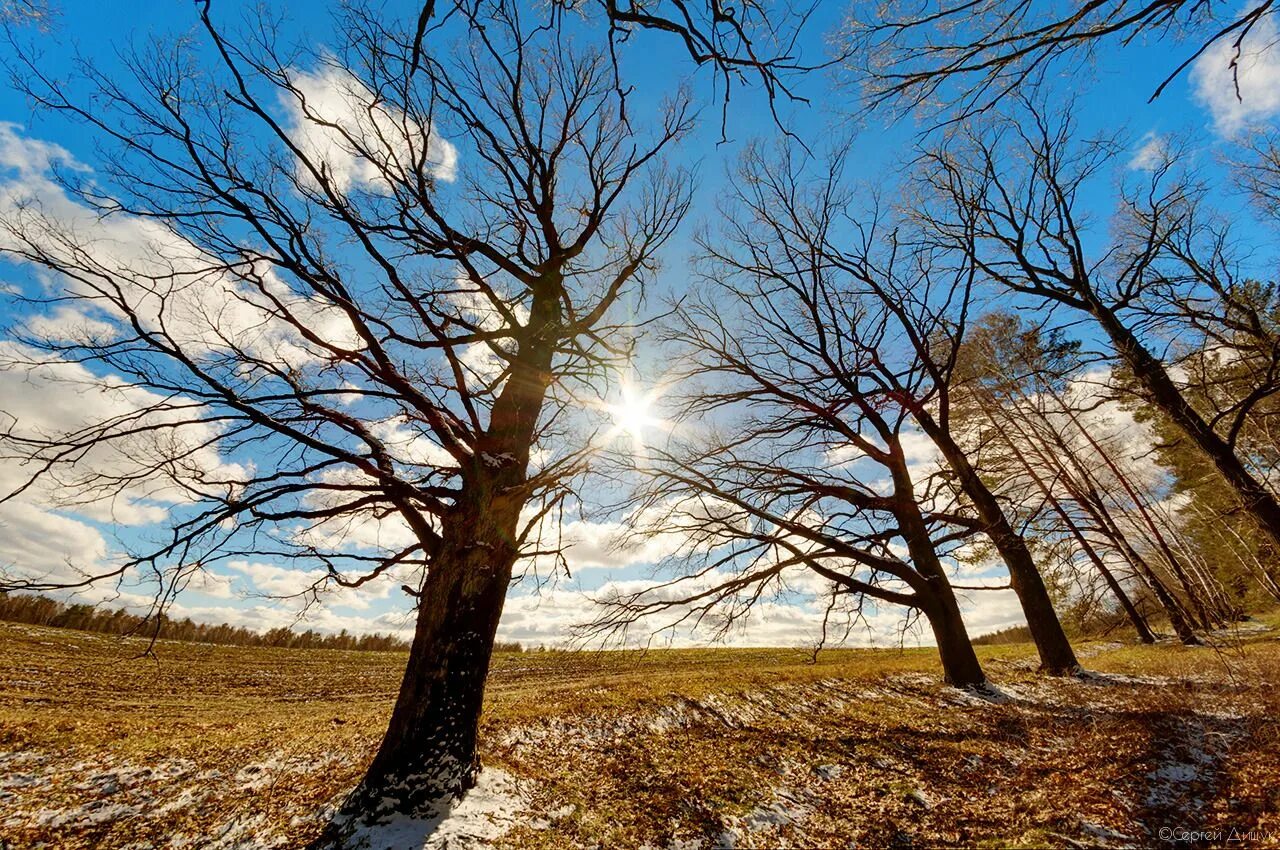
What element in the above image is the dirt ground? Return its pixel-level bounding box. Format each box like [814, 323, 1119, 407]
[0, 619, 1277, 848]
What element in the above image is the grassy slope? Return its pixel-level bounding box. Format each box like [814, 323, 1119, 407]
[0, 619, 1278, 848]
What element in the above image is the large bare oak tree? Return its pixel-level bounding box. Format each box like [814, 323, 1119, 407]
[0, 0, 695, 825]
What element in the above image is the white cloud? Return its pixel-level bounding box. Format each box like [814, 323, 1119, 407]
[1191, 9, 1280, 137]
[1128, 132, 1168, 171]
[0, 341, 246, 523]
[0, 500, 108, 581]
[0, 123, 361, 365]
[0, 342, 253, 590]
[284, 66, 457, 193]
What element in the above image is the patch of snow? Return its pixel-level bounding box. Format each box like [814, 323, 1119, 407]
[341, 767, 527, 850]
[907, 788, 934, 810]
[1079, 821, 1133, 847]
[36, 800, 143, 828]
[716, 788, 810, 849]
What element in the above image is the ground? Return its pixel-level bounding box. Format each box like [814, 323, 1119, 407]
[0, 620, 1278, 849]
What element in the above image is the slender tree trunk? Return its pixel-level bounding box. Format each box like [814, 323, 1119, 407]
[1057, 398, 1224, 630]
[1090, 302, 1280, 553]
[1012, 389, 1203, 645]
[1060, 512, 1156, 644]
[916, 412, 1080, 675]
[1080, 494, 1201, 646]
[1212, 510, 1280, 602]
[982, 398, 1157, 644]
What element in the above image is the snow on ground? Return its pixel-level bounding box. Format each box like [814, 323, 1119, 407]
[340, 767, 527, 850]
[1139, 716, 1243, 811]
[0, 749, 352, 848]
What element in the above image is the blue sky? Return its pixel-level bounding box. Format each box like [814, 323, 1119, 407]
[0, 0, 1277, 647]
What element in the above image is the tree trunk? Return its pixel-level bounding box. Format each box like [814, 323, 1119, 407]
[1084, 543, 1156, 644]
[1008, 389, 1202, 646]
[1060, 512, 1156, 644]
[1091, 302, 1280, 554]
[888, 461, 988, 689]
[312, 463, 531, 850]
[330, 278, 561, 829]
[1088, 504, 1201, 646]
[982, 401, 1157, 645]
[995, 528, 1081, 674]
[917, 413, 1081, 675]
[921, 585, 987, 688]
[341, 512, 516, 822]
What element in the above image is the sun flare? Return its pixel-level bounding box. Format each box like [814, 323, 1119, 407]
[602, 380, 668, 451]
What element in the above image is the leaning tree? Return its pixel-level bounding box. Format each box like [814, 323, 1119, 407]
[593, 145, 991, 687]
[915, 101, 1280, 567]
[597, 139, 1087, 683]
[0, 0, 699, 823]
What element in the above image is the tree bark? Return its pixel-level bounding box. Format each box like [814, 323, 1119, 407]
[917, 413, 1081, 675]
[333, 278, 562, 828]
[340, 494, 519, 821]
[921, 584, 987, 688]
[888, 458, 988, 688]
[1091, 301, 1280, 555]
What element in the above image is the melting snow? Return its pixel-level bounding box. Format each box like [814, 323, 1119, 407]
[340, 767, 526, 850]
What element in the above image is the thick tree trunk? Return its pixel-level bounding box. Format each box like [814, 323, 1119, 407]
[339, 500, 519, 823]
[329, 277, 561, 830]
[918, 414, 1081, 675]
[994, 527, 1080, 674]
[1091, 303, 1280, 554]
[888, 463, 987, 689]
[921, 585, 987, 688]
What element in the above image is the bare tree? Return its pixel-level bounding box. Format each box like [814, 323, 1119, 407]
[593, 144, 990, 687]
[950, 313, 1158, 643]
[601, 140, 1085, 679]
[396, 0, 833, 139]
[915, 100, 1280, 566]
[0, 0, 693, 825]
[845, 0, 1277, 117]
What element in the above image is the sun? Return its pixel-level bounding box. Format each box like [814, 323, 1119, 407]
[602, 380, 667, 450]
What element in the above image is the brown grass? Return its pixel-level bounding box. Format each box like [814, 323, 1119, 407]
[1, 620, 1278, 848]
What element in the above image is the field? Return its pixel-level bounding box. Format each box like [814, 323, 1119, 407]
[1, 621, 1279, 849]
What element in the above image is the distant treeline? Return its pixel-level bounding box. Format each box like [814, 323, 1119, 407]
[0, 591, 527, 653]
[971, 625, 1034, 646]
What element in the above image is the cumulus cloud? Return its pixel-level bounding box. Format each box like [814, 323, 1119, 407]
[0, 501, 108, 582]
[284, 66, 458, 193]
[0, 341, 246, 522]
[1191, 10, 1280, 137]
[0, 340, 257, 589]
[0, 123, 361, 364]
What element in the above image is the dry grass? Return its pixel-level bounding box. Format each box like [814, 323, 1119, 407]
[0, 619, 1278, 848]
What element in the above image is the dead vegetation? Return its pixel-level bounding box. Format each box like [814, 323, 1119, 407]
[1, 619, 1278, 848]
